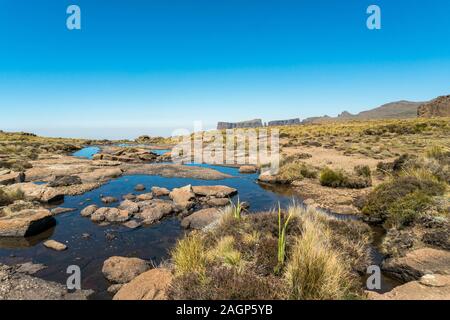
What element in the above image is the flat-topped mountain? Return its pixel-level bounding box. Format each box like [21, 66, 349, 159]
[418, 95, 450, 118]
[268, 118, 300, 126]
[217, 119, 263, 130]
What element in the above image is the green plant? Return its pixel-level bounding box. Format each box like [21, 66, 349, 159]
[229, 197, 243, 220]
[275, 203, 293, 274]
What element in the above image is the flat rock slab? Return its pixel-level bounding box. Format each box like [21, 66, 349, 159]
[368, 275, 450, 300]
[181, 208, 222, 229]
[122, 164, 232, 180]
[0, 208, 55, 237]
[239, 165, 258, 174]
[192, 185, 237, 197]
[50, 207, 76, 215]
[113, 268, 172, 300]
[0, 263, 92, 300]
[383, 248, 450, 282]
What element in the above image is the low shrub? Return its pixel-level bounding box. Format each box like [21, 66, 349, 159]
[362, 171, 447, 225]
[384, 191, 433, 228]
[354, 165, 371, 178]
[278, 162, 317, 183]
[319, 168, 347, 187]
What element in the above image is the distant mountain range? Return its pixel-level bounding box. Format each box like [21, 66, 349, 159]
[216, 95, 449, 129]
[302, 100, 424, 124]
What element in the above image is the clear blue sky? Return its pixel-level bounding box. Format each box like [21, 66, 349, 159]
[1, 0, 449, 139]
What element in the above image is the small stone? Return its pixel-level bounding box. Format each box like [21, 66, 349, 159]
[123, 220, 142, 229]
[134, 184, 146, 191]
[239, 165, 257, 174]
[43, 240, 67, 251]
[122, 193, 136, 200]
[101, 196, 118, 204]
[136, 193, 153, 201]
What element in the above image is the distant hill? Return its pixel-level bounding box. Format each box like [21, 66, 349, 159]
[302, 100, 424, 124]
[418, 95, 450, 118]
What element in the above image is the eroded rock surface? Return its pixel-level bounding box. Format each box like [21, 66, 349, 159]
[113, 268, 172, 300]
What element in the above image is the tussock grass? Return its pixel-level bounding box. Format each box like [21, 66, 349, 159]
[172, 231, 207, 277]
[285, 217, 354, 300]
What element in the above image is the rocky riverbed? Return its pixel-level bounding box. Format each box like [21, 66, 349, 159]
[1, 143, 449, 300]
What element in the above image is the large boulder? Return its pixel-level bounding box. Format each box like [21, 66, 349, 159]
[102, 256, 150, 284]
[137, 200, 173, 224]
[118, 200, 140, 214]
[192, 185, 237, 198]
[181, 208, 222, 229]
[80, 204, 98, 217]
[91, 207, 131, 223]
[113, 268, 172, 300]
[383, 248, 450, 282]
[0, 208, 55, 237]
[367, 274, 450, 300]
[151, 186, 170, 197]
[257, 172, 279, 184]
[169, 185, 196, 210]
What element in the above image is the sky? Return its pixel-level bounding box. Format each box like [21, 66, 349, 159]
[0, 0, 450, 139]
